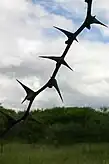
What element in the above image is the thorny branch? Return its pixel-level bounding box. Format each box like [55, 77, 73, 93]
[0, 0, 107, 138]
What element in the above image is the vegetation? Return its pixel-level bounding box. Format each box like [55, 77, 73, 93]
[0, 105, 109, 145]
[1, 106, 109, 163]
[0, 143, 109, 164]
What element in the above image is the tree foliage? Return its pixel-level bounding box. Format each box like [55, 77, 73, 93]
[0, 106, 109, 145]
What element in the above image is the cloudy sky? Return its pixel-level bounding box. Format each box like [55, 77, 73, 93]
[0, 0, 109, 111]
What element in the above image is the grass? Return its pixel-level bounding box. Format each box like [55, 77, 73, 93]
[0, 143, 109, 164]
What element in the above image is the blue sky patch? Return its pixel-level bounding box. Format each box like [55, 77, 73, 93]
[31, 0, 109, 43]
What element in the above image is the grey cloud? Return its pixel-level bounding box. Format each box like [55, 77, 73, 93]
[0, 58, 55, 82]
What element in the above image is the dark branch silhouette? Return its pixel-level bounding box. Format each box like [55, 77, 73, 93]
[47, 0, 107, 80]
[84, 0, 107, 29]
[0, 103, 41, 138]
[0, 99, 35, 138]
[15, 0, 91, 121]
[3, 0, 107, 138]
[15, 0, 107, 120]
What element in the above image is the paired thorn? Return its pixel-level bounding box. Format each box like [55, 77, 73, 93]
[53, 26, 78, 44]
[85, 15, 108, 30]
[16, 79, 35, 104]
[48, 78, 63, 102]
[84, 0, 108, 30]
[39, 56, 73, 71]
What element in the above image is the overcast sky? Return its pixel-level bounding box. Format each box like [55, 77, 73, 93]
[0, 0, 109, 111]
